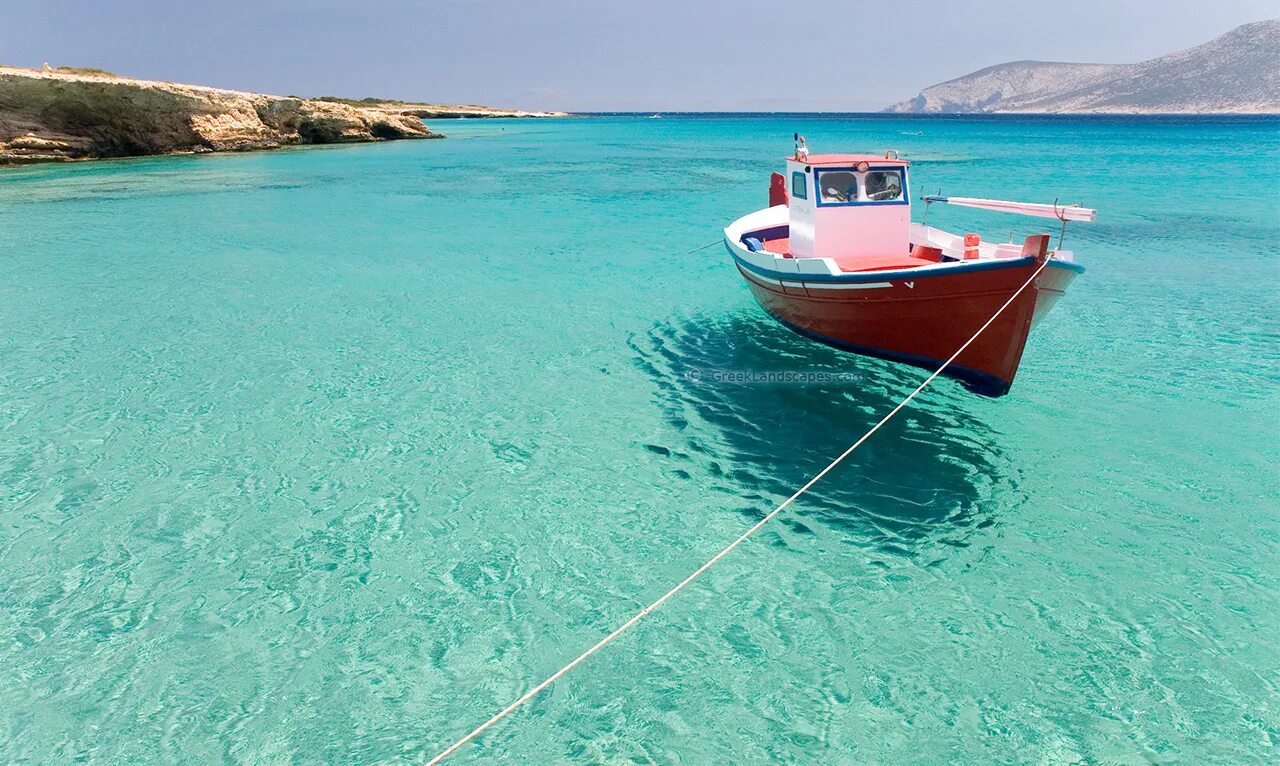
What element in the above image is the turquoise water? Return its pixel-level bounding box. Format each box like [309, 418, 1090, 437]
[2, 115, 1278, 764]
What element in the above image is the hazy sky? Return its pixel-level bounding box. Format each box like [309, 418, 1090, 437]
[4, 0, 1275, 111]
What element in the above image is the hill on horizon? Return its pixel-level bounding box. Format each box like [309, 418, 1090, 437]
[886, 20, 1280, 114]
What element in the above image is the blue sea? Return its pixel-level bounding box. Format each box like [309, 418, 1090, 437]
[1, 114, 1277, 764]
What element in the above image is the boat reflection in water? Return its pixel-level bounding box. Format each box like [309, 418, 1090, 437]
[629, 312, 1027, 559]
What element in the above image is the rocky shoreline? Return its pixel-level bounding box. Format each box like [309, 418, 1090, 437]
[0, 66, 566, 165]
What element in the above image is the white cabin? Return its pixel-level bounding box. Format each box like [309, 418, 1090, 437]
[783, 152, 912, 260]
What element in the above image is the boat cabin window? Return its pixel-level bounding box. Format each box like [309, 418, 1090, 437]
[814, 167, 908, 205]
[864, 170, 903, 201]
[818, 170, 858, 203]
[791, 171, 807, 200]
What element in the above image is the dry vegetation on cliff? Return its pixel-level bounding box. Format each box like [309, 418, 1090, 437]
[0, 66, 564, 165]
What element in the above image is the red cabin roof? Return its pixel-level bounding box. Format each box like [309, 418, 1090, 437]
[792, 153, 909, 166]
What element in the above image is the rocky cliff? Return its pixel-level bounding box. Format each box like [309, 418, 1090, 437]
[0, 67, 557, 165]
[887, 20, 1280, 114]
[888, 61, 1118, 114]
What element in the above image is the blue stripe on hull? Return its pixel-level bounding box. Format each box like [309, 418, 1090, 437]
[730, 249, 1038, 284]
[1046, 259, 1086, 275]
[727, 238, 1086, 282]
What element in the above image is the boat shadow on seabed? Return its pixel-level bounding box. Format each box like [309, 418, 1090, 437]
[628, 310, 1029, 560]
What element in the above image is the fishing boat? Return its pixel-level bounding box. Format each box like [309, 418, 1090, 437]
[722, 140, 1094, 396]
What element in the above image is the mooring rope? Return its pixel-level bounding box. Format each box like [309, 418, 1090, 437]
[685, 240, 723, 255]
[425, 255, 1054, 765]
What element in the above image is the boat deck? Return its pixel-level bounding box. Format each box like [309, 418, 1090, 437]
[758, 235, 941, 273]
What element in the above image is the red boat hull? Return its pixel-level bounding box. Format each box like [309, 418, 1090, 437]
[736, 259, 1079, 396]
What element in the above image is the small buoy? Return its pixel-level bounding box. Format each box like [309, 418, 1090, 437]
[964, 232, 981, 260]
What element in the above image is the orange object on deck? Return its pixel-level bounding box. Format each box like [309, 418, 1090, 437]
[964, 232, 981, 260]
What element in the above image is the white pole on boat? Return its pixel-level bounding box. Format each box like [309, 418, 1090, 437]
[423, 256, 1057, 766]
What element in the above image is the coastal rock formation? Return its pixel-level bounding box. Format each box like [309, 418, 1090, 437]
[317, 99, 570, 120]
[886, 20, 1280, 114]
[387, 105, 570, 119]
[0, 67, 447, 164]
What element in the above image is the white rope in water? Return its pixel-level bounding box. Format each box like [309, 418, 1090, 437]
[425, 256, 1054, 766]
[685, 240, 723, 255]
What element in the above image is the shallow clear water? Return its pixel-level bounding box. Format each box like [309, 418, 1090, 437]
[1, 115, 1277, 764]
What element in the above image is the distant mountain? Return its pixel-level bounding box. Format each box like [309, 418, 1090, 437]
[886, 20, 1280, 114]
